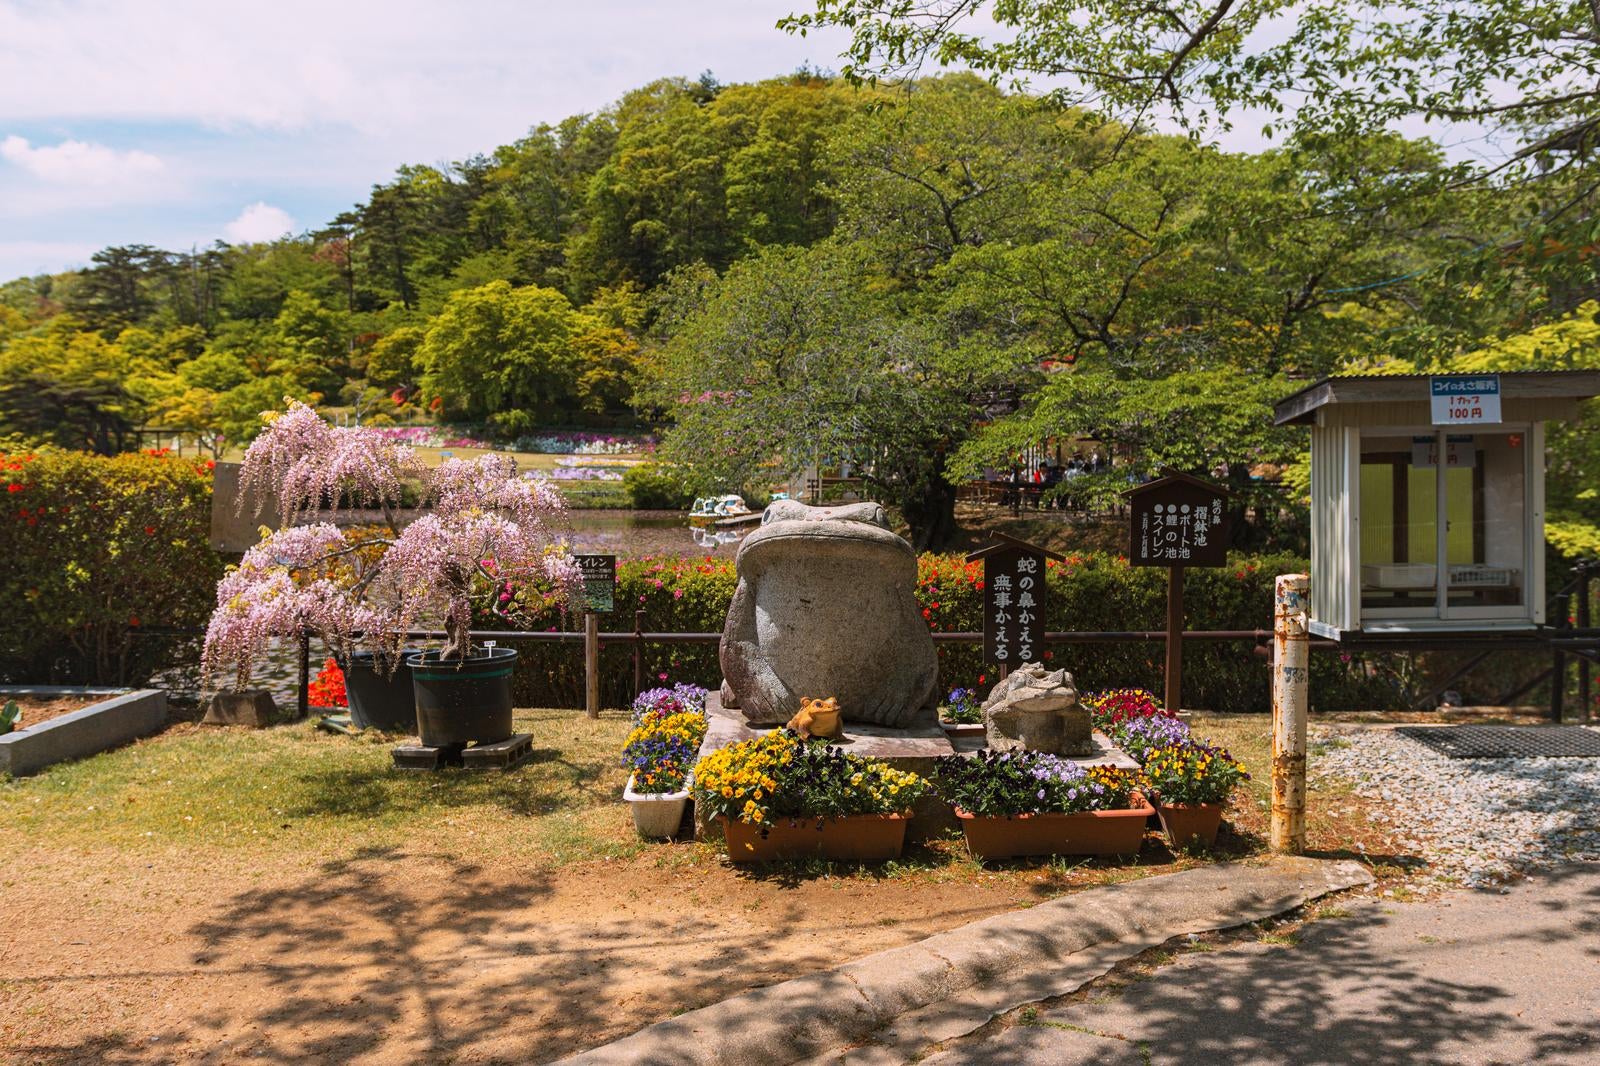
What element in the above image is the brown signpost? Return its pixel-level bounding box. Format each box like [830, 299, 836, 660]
[1124, 470, 1236, 713]
[967, 532, 1066, 672]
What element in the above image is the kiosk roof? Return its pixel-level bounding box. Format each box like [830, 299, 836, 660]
[1272, 369, 1600, 425]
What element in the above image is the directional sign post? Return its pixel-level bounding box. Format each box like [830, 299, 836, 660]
[574, 554, 616, 718]
[1124, 470, 1236, 713]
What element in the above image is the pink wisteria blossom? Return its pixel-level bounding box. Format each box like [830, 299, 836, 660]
[204, 404, 577, 687]
[238, 400, 422, 526]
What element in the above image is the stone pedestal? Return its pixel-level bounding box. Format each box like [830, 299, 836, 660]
[203, 689, 276, 728]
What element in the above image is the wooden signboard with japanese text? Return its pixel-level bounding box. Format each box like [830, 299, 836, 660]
[1123, 471, 1235, 711]
[967, 533, 1064, 669]
[1128, 477, 1232, 569]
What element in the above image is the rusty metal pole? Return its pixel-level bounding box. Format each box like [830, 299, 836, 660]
[584, 612, 600, 719]
[1164, 565, 1184, 713]
[1271, 573, 1310, 854]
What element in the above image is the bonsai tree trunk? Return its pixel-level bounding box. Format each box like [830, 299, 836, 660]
[440, 563, 473, 662]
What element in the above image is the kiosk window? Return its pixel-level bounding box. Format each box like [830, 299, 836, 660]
[1358, 432, 1524, 614]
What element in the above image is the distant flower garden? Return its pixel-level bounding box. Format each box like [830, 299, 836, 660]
[364, 425, 654, 455]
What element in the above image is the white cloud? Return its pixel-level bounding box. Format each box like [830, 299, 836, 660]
[0, 0, 853, 140]
[223, 202, 296, 244]
[0, 240, 100, 279]
[0, 135, 163, 185]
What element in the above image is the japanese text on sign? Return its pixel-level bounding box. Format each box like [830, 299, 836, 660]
[574, 554, 616, 613]
[1430, 374, 1501, 425]
[984, 548, 1046, 665]
[1136, 500, 1222, 564]
[1126, 474, 1232, 568]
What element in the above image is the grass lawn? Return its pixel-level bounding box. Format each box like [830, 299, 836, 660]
[0, 708, 1399, 1064]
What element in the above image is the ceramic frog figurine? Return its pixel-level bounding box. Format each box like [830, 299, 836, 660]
[787, 696, 843, 740]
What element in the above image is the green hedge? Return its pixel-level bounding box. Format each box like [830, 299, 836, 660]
[488, 551, 1407, 712]
[0, 448, 224, 685]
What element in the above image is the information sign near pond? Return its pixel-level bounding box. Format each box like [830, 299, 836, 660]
[573, 554, 616, 719]
[967, 533, 1065, 670]
[1125, 470, 1236, 713]
[574, 554, 617, 613]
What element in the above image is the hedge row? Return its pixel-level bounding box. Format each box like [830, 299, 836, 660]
[0, 448, 224, 686]
[487, 551, 1409, 713]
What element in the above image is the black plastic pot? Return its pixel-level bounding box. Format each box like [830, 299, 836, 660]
[405, 646, 517, 746]
[341, 651, 417, 733]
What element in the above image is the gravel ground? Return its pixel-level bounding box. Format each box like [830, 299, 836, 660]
[1313, 725, 1600, 888]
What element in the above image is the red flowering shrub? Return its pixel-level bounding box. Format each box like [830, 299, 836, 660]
[0, 448, 223, 684]
[308, 657, 349, 708]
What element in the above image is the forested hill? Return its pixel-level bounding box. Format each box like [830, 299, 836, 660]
[3, 69, 1598, 552]
[0, 71, 865, 445]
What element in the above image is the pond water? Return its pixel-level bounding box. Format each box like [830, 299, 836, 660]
[562, 509, 748, 558]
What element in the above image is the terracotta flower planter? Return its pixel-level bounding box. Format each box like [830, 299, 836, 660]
[954, 793, 1155, 860]
[719, 813, 909, 864]
[1156, 801, 1225, 849]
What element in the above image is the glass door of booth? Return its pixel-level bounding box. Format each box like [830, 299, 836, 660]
[1441, 429, 1530, 620]
[1358, 428, 1532, 624]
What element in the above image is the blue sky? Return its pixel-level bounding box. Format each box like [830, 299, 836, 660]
[0, 0, 860, 281]
[0, 1, 1507, 284]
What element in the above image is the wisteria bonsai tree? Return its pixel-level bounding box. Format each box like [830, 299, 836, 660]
[203, 400, 578, 688]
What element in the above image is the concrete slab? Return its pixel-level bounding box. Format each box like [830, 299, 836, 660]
[557, 857, 1373, 1066]
[1018, 862, 1600, 1066]
[918, 1022, 1142, 1065]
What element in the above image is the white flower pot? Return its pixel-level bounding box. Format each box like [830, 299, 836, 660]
[625, 773, 691, 839]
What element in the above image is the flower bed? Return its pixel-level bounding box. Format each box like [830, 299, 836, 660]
[524, 467, 625, 482]
[934, 750, 1151, 859]
[620, 685, 709, 838]
[1081, 687, 1250, 850]
[364, 426, 656, 455]
[0, 687, 167, 776]
[692, 731, 929, 861]
[939, 686, 983, 727]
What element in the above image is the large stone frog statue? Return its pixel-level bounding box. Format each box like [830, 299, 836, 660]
[719, 500, 939, 728]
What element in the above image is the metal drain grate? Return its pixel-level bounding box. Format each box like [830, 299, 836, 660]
[1397, 725, 1600, 759]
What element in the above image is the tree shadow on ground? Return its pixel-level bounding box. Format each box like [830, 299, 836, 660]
[279, 746, 607, 821]
[11, 840, 1026, 1065]
[982, 862, 1600, 1066]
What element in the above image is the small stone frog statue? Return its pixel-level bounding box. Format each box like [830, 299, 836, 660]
[787, 696, 843, 740]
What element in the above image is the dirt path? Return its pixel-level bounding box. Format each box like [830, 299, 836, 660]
[0, 843, 1044, 1065]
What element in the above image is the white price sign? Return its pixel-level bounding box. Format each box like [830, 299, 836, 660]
[1431, 374, 1501, 425]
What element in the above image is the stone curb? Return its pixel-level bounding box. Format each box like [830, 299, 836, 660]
[0, 688, 166, 776]
[556, 856, 1373, 1066]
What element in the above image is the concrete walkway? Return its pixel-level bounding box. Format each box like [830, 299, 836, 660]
[917, 862, 1600, 1066]
[559, 857, 1372, 1066]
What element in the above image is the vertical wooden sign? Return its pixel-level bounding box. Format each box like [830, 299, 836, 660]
[574, 554, 616, 718]
[967, 533, 1065, 671]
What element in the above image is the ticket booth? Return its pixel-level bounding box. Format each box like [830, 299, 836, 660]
[1273, 371, 1600, 638]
